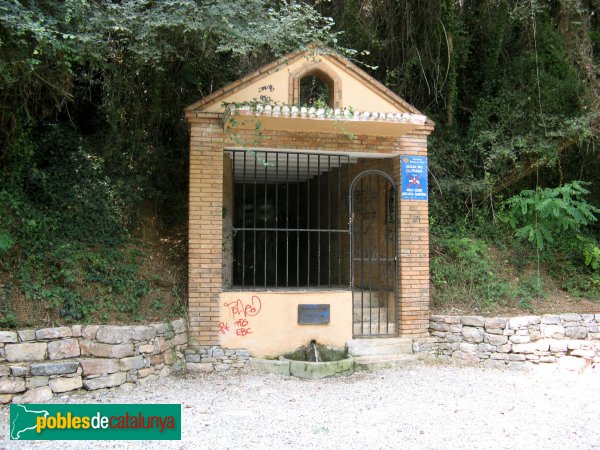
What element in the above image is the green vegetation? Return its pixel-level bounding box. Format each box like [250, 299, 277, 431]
[318, 0, 600, 310]
[505, 182, 598, 252]
[0, 0, 335, 327]
[1, 1, 599, 326]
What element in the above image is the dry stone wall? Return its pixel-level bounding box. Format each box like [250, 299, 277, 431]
[419, 314, 600, 373]
[0, 319, 188, 404]
[184, 346, 250, 372]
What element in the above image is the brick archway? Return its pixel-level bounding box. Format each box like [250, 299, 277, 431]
[289, 62, 342, 108]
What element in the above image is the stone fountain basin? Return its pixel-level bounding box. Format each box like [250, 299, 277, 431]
[248, 356, 355, 379]
[248, 342, 355, 379]
[288, 356, 354, 380]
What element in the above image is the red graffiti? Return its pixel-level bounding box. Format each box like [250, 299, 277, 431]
[234, 318, 249, 327]
[219, 322, 229, 335]
[222, 296, 262, 337]
[224, 295, 262, 319]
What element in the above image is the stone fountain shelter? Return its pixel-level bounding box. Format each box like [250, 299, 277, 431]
[184, 46, 434, 358]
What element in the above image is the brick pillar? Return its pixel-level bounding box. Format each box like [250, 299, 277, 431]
[187, 113, 225, 345]
[395, 127, 434, 337]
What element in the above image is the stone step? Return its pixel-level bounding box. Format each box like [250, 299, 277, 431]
[353, 354, 419, 371]
[347, 337, 413, 356]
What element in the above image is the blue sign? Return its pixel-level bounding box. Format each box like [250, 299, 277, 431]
[401, 155, 428, 201]
[298, 304, 330, 324]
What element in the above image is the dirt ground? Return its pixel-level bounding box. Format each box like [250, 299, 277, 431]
[1, 364, 599, 450]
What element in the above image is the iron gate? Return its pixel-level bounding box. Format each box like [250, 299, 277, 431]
[350, 170, 398, 337]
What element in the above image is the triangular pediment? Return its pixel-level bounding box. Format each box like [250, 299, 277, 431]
[185, 46, 425, 118]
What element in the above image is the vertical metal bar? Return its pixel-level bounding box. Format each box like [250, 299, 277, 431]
[264, 151, 268, 288]
[367, 174, 373, 335]
[275, 153, 279, 287]
[286, 153, 289, 287]
[346, 157, 350, 288]
[253, 154, 257, 288]
[377, 175, 382, 334]
[394, 183, 399, 336]
[242, 151, 246, 288]
[296, 153, 300, 287]
[385, 183, 390, 335]
[338, 155, 342, 287]
[231, 151, 235, 224]
[307, 154, 311, 287]
[360, 176, 364, 336]
[317, 154, 321, 286]
[327, 155, 331, 286]
[349, 172, 353, 335]
[231, 151, 236, 290]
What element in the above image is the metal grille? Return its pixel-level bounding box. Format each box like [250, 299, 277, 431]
[226, 149, 353, 290]
[350, 170, 398, 337]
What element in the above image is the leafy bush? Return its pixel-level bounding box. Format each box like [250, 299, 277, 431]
[504, 182, 599, 251]
[582, 238, 600, 271]
[497, 182, 600, 301]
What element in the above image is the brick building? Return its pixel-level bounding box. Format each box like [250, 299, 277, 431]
[185, 47, 434, 357]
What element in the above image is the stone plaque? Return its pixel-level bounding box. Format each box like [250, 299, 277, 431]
[298, 304, 330, 325]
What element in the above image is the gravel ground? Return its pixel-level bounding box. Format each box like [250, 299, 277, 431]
[1, 363, 599, 450]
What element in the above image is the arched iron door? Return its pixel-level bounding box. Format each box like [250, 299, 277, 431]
[350, 170, 398, 337]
